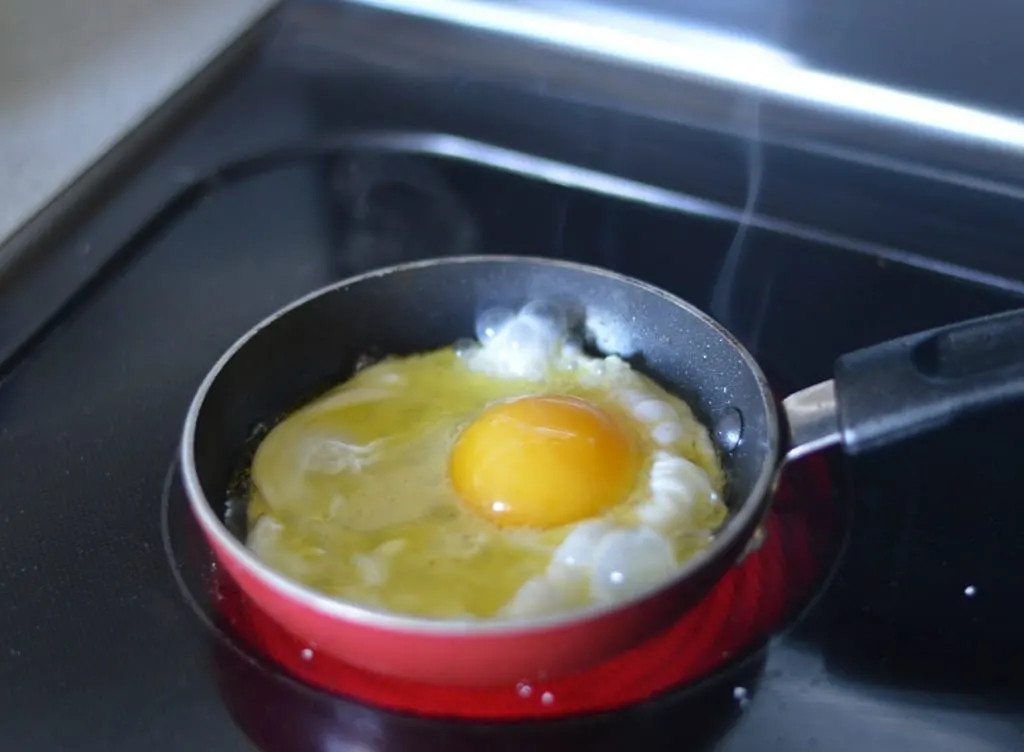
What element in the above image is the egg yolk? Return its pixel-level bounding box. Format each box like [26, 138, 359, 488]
[449, 395, 640, 528]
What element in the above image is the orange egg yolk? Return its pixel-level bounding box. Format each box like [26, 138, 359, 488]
[449, 395, 640, 528]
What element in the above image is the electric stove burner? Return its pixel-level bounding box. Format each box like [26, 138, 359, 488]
[162, 446, 839, 749]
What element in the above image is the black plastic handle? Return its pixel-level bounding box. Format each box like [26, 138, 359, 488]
[834, 308, 1024, 455]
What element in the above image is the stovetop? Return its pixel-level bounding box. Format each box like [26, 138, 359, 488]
[2, 3, 1024, 750]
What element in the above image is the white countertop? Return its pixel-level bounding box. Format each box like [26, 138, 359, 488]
[0, 0, 276, 248]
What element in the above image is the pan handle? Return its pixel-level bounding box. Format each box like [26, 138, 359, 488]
[781, 308, 1024, 460]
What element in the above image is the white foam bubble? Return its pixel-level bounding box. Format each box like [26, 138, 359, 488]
[632, 399, 675, 424]
[651, 453, 714, 494]
[465, 302, 571, 380]
[651, 421, 685, 446]
[590, 528, 676, 601]
[585, 309, 636, 357]
[649, 474, 696, 504]
[638, 452, 718, 531]
[559, 341, 583, 363]
[616, 389, 648, 409]
[521, 299, 569, 331]
[549, 520, 613, 574]
[475, 307, 515, 343]
[500, 318, 559, 369]
[453, 337, 477, 358]
[501, 577, 566, 618]
[636, 495, 681, 527]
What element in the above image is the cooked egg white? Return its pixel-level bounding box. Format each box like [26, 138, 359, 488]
[245, 301, 727, 620]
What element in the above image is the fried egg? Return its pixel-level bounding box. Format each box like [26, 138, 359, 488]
[244, 301, 727, 620]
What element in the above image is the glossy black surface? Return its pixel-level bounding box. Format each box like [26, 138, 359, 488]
[2, 3, 1024, 750]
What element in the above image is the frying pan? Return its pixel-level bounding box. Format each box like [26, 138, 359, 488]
[180, 256, 1024, 686]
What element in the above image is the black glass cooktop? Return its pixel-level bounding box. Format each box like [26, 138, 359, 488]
[2, 4, 1024, 750]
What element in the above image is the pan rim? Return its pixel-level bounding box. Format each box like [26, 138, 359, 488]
[180, 254, 780, 637]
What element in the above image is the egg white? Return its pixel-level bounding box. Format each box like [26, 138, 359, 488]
[245, 301, 726, 619]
